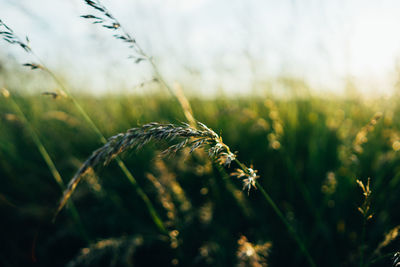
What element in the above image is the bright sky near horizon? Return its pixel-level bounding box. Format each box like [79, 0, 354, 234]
[2, 0, 400, 96]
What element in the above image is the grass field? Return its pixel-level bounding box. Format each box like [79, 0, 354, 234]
[1, 92, 400, 266]
[1, 1, 400, 266]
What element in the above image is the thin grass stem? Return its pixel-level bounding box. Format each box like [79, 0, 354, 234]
[255, 180, 316, 267]
[33, 49, 168, 235]
[360, 218, 367, 267]
[2, 88, 89, 242]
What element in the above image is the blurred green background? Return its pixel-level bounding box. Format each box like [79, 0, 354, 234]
[1, 88, 400, 266]
[2, 0, 400, 266]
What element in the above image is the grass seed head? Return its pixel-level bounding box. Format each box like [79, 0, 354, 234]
[231, 166, 260, 195]
[356, 177, 373, 221]
[56, 121, 239, 215]
[0, 19, 31, 53]
[81, 0, 146, 62]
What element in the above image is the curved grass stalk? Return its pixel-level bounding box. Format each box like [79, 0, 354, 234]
[56, 121, 316, 266]
[80, 1, 255, 228]
[0, 20, 167, 235]
[1, 88, 89, 241]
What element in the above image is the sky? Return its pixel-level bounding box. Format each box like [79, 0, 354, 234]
[1, 0, 400, 96]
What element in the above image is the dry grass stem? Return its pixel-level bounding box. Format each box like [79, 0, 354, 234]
[174, 82, 196, 126]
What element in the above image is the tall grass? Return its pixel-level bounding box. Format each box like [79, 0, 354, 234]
[1, 93, 400, 266]
[1, 2, 400, 267]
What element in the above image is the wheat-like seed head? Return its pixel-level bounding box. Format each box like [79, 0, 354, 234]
[55, 122, 237, 216]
